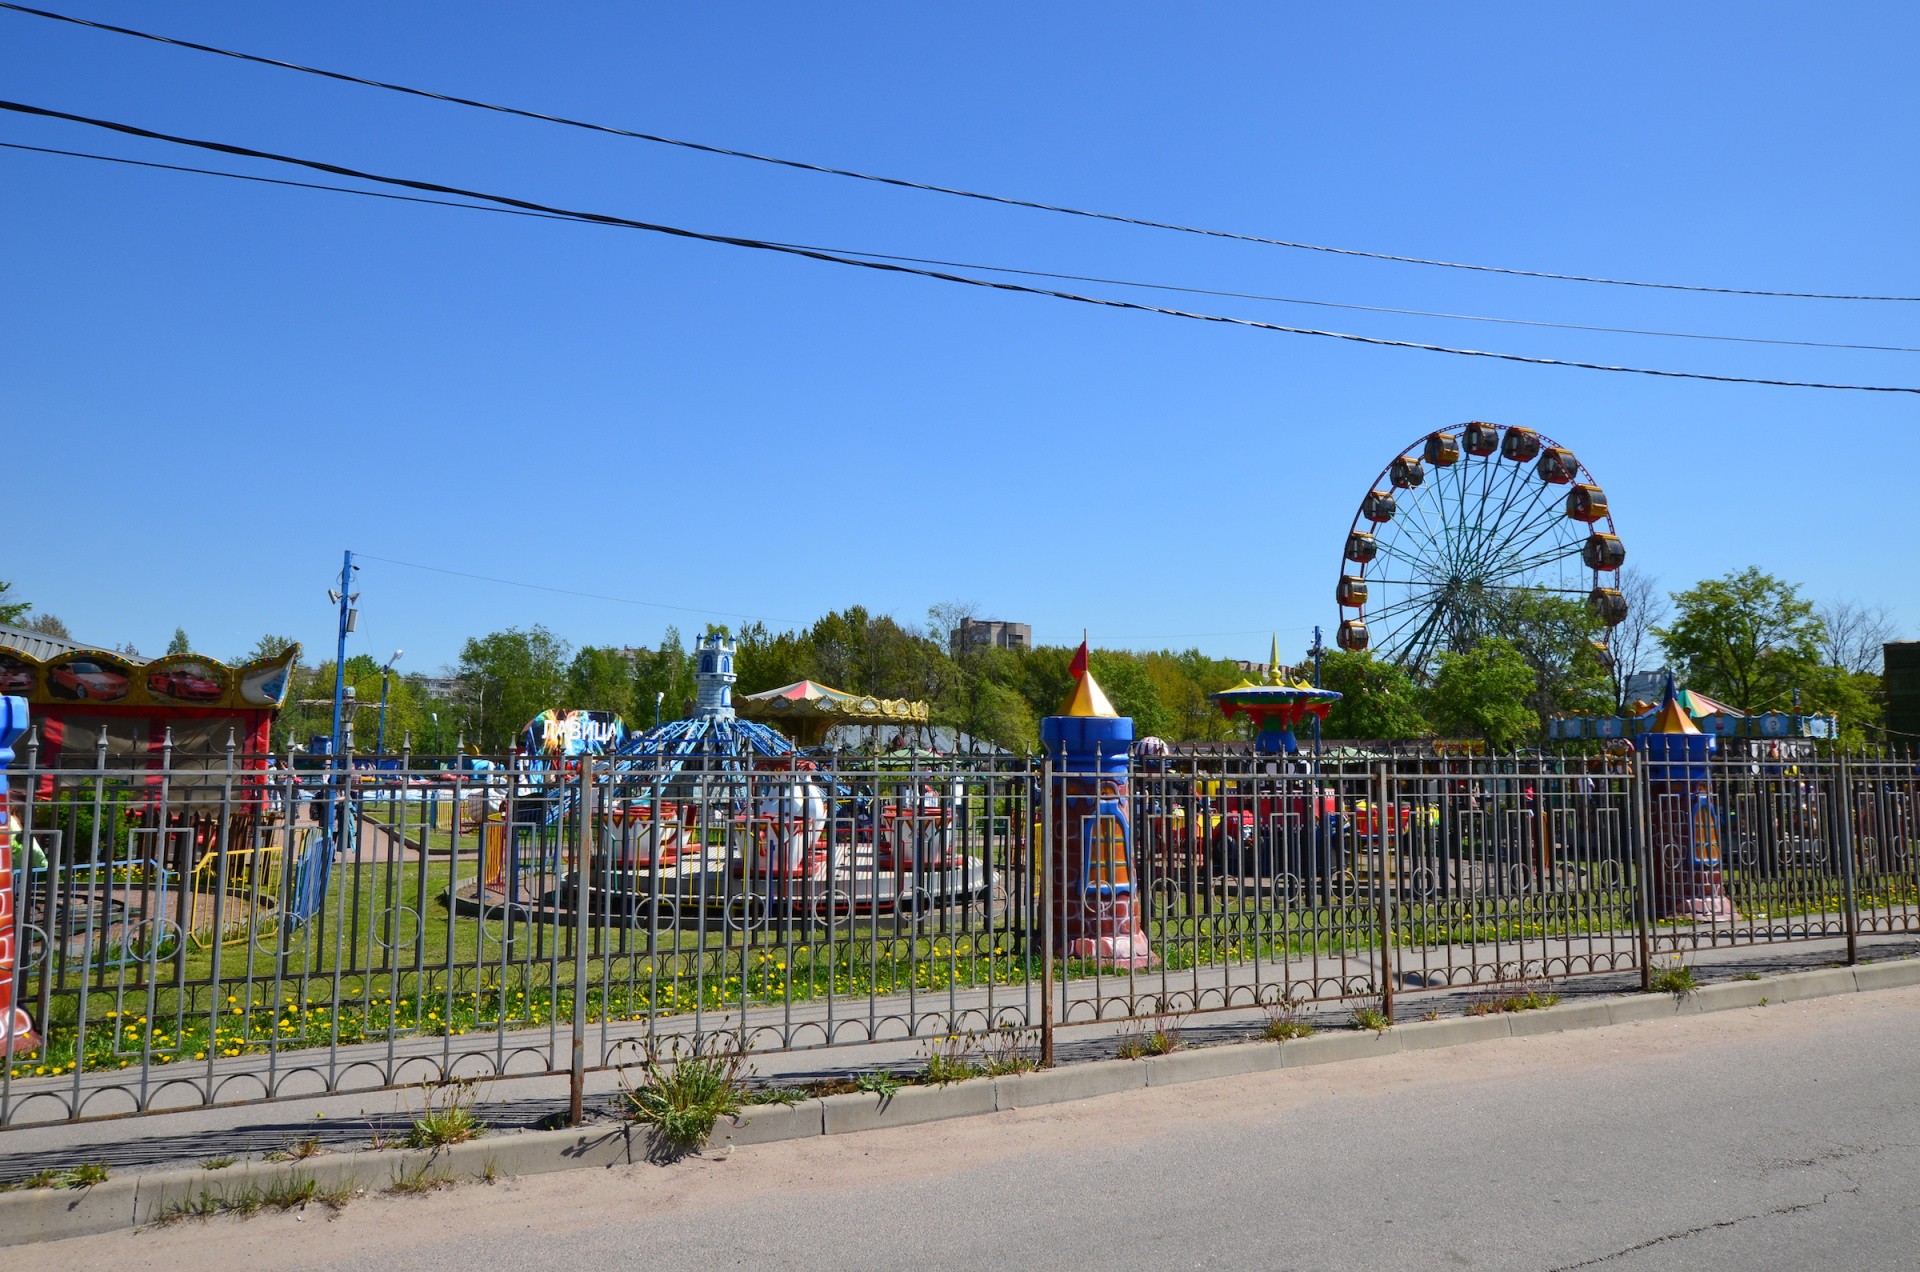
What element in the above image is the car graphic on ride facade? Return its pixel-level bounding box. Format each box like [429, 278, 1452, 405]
[48, 659, 130, 701]
[147, 667, 224, 702]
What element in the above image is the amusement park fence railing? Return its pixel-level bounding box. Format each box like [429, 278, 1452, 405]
[1, 738, 1915, 1128]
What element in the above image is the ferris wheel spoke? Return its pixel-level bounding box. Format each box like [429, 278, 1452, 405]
[1477, 471, 1553, 561]
[1376, 598, 1447, 667]
[1487, 504, 1582, 573]
[1487, 537, 1587, 582]
[1396, 602, 1454, 671]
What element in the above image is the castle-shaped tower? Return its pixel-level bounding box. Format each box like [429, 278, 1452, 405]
[693, 633, 737, 719]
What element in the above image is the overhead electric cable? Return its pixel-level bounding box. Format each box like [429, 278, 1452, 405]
[9, 139, 1911, 356]
[351, 552, 801, 625]
[6, 1, 1916, 303]
[5, 100, 1917, 394]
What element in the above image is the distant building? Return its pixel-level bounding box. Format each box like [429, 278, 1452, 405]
[1230, 660, 1273, 680]
[952, 619, 1031, 656]
[407, 674, 466, 701]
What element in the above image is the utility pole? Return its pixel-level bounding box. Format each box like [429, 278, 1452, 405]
[327, 551, 358, 849]
[376, 649, 404, 754]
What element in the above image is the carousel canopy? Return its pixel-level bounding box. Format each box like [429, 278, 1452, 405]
[738, 679, 929, 747]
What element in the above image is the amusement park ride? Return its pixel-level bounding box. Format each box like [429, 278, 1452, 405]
[1336, 421, 1628, 670]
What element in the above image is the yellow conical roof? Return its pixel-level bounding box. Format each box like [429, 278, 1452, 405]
[1060, 668, 1118, 717]
[1650, 680, 1700, 734]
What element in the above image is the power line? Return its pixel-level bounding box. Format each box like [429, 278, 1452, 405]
[6, 99, 1917, 395]
[6, 1, 1916, 304]
[9, 139, 1911, 356]
[351, 552, 800, 626]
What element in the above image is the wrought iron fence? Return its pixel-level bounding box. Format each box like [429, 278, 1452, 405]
[2, 738, 1915, 1127]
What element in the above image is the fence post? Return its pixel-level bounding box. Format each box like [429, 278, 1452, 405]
[1375, 763, 1394, 1023]
[1837, 751, 1860, 966]
[569, 755, 595, 1127]
[1631, 751, 1653, 992]
[1039, 755, 1055, 1070]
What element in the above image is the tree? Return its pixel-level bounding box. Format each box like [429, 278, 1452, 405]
[1492, 589, 1614, 729]
[1797, 664, 1883, 748]
[1656, 568, 1822, 712]
[1606, 567, 1669, 709]
[1818, 599, 1898, 676]
[565, 646, 635, 719]
[455, 626, 572, 751]
[1427, 638, 1537, 749]
[1316, 650, 1431, 740]
[21, 613, 71, 639]
[167, 628, 191, 655]
[631, 626, 696, 725]
[0, 580, 28, 626]
[237, 634, 298, 665]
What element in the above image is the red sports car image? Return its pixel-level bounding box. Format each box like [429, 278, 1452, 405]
[0, 661, 32, 694]
[147, 667, 224, 702]
[48, 659, 130, 701]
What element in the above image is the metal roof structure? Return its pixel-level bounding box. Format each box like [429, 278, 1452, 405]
[0, 622, 94, 663]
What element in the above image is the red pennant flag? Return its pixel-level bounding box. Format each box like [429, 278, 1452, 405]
[1068, 637, 1089, 681]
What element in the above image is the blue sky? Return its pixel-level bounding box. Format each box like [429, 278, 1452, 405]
[4, 1, 1915, 673]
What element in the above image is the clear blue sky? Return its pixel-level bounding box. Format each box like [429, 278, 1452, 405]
[4, 1, 1915, 673]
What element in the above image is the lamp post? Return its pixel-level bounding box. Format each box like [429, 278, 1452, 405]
[654, 690, 665, 729]
[376, 649, 404, 754]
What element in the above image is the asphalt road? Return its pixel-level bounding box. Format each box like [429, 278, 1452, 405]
[40, 985, 1920, 1271]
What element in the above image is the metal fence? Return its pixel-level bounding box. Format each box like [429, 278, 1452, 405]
[2, 739, 1916, 1127]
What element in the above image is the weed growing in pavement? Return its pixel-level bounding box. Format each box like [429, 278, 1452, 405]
[264, 1135, 325, 1162]
[1, 1163, 110, 1191]
[744, 1086, 807, 1106]
[200, 1156, 238, 1171]
[1737, 972, 1763, 981]
[1419, 1008, 1441, 1022]
[1261, 998, 1315, 1042]
[1116, 1016, 1184, 1059]
[1649, 960, 1698, 996]
[406, 1081, 484, 1150]
[1465, 980, 1561, 1016]
[854, 1070, 902, 1099]
[918, 1036, 985, 1086]
[387, 1164, 455, 1196]
[261, 1174, 318, 1210]
[622, 1038, 747, 1156]
[1348, 1005, 1391, 1033]
[317, 1181, 361, 1210]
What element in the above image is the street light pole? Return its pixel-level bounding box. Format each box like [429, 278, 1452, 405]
[376, 649, 404, 755]
[654, 690, 665, 729]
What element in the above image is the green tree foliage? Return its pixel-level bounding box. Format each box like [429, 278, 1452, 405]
[632, 626, 696, 725]
[1493, 589, 1615, 729]
[237, 634, 298, 664]
[0, 580, 28, 626]
[1656, 568, 1822, 713]
[167, 628, 191, 656]
[21, 614, 71, 639]
[1427, 638, 1537, 749]
[1316, 650, 1431, 740]
[456, 626, 571, 751]
[1143, 650, 1248, 742]
[564, 647, 635, 719]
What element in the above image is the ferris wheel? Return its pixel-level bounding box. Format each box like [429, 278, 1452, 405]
[1334, 421, 1627, 672]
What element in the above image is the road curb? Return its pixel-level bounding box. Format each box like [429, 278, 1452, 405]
[7, 954, 1914, 1246]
